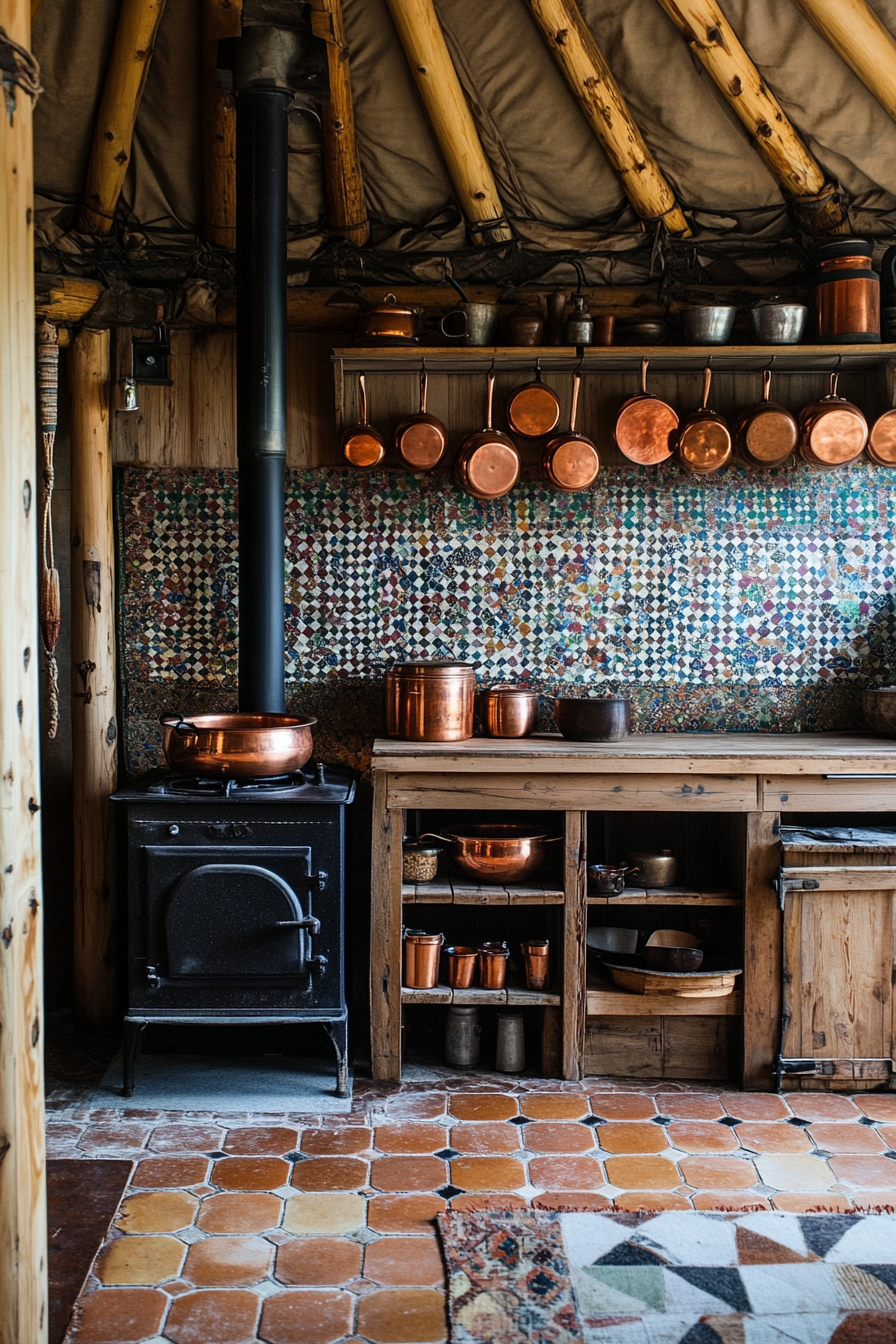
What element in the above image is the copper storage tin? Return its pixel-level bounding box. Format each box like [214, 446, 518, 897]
[734, 369, 798, 468]
[814, 240, 880, 344]
[614, 358, 678, 465]
[385, 660, 475, 741]
[480, 685, 539, 738]
[799, 372, 868, 468]
[445, 945, 478, 989]
[403, 931, 443, 989]
[521, 940, 549, 990]
[677, 366, 732, 475]
[541, 371, 600, 491]
[394, 369, 448, 471]
[506, 365, 561, 437]
[159, 712, 316, 779]
[478, 941, 509, 989]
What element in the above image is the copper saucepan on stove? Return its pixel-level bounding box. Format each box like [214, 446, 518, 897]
[342, 374, 386, 468]
[735, 369, 798, 468]
[506, 362, 561, 437]
[455, 372, 520, 500]
[541, 370, 600, 491]
[159, 713, 317, 779]
[799, 372, 868, 469]
[676, 366, 732, 474]
[394, 369, 448, 471]
[614, 358, 678, 465]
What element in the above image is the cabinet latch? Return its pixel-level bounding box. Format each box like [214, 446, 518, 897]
[775, 868, 820, 910]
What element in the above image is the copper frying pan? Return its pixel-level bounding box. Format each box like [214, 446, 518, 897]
[541, 371, 600, 491]
[614, 358, 678, 464]
[455, 372, 520, 500]
[735, 369, 798, 468]
[507, 361, 561, 437]
[394, 369, 448, 470]
[677, 366, 732, 474]
[799, 372, 868, 469]
[341, 374, 386, 468]
[867, 408, 896, 466]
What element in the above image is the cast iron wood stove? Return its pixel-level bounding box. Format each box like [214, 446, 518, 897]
[113, 763, 356, 1098]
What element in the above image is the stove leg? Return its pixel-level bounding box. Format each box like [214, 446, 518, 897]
[122, 1020, 146, 1097]
[324, 1019, 349, 1098]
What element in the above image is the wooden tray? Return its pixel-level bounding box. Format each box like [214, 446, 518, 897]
[602, 959, 742, 997]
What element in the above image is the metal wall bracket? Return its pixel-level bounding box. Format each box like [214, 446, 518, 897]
[775, 867, 820, 910]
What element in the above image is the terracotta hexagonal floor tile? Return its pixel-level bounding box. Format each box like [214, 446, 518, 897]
[182, 1235, 273, 1286]
[655, 1094, 724, 1121]
[786, 1095, 860, 1122]
[879, 1126, 896, 1150]
[450, 1156, 526, 1191]
[528, 1156, 604, 1190]
[132, 1156, 210, 1189]
[852, 1191, 896, 1211]
[196, 1193, 283, 1234]
[829, 1156, 896, 1188]
[291, 1157, 369, 1192]
[719, 1093, 791, 1122]
[522, 1122, 595, 1154]
[855, 1097, 896, 1123]
[366, 1194, 446, 1235]
[589, 1094, 656, 1122]
[364, 1235, 445, 1287]
[385, 1094, 447, 1120]
[77, 1124, 151, 1153]
[735, 1122, 812, 1155]
[448, 1195, 528, 1213]
[213, 1157, 290, 1191]
[752, 1154, 833, 1192]
[679, 1156, 758, 1191]
[448, 1094, 518, 1122]
[148, 1125, 224, 1153]
[371, 1156, 447, 1192]
[222, 1127, 298, 1157]
[164, 1289, 260, 1344]
[808, 1123, 886, 1154]
[666, 1122, 738, 1154]
[275, 1236, 362, 1285]
[604, 1156, 681, 1190]
[373, 1123, 449, 1155]
[613, 1192, 691, 1211]
[449, 1122, 520, 1155]
[300, 1128, 373, 1156]
[519, 1095, 589, 1121]
[73, 1288, 168, 1343]
[772, 1193, 855, 1213]
[95, 1235, 185, 1286]
[282, 1192, 366, 1235]
[691, 1193, 770, 1211]
[259, 1289, 354, 1344]
[596, 1123, 669, 1155]
[357, 1287, 448, 1344]
[116, 1190, 199, 1234]
[532, 1192, 612, 1211]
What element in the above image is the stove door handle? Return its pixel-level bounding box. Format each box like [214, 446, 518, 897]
[277, 917, 321, 936]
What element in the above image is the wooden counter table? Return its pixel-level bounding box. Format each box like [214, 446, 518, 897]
[371, 734, 896, 1086]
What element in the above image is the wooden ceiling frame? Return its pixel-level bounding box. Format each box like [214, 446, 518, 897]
[310, 0, 370, 246]
[527, 0, 691, 238]
[790, 0, 896, 125]
[202, 0, 237, 249]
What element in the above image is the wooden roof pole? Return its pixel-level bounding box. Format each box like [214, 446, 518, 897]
[310, 0, 370, 246]
[790, 0, 896, 124]
[201, 0, 238, 249]
[652, 0, 848, 233]
[527, 0, 690, 237]
[0, 1, 48, 1340]
[383, 0, 512, 246]
[78, 0, 168, 234]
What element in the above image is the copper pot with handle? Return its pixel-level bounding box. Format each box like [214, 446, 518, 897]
[394, 368, 448, 471]
[799, 372, 868, 469]
[867, 408, 896, 466]
[676, 366, 732, 475]
[614, 357, 678, 465]
[541, 370, 600, 491]
[506, 362, 561, 437]
[342, 374, 386, 468]
[455, 372, 520, 500]
[159, 712, 317, 779]
[734, 369, 798, 468]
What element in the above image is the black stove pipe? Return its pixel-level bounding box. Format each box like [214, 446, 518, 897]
[235, 70, 288, 714]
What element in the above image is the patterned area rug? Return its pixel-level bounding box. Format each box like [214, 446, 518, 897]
[438, 1209, 896, 1343]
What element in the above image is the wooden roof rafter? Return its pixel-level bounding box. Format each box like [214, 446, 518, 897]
[791, 0, 896, 127]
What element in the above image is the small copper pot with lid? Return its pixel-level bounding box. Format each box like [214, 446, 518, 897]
[342, 374, 386, 468]
[676, 366, 732, 474]
[394, 368, 448, 471]
[480, 685, 539, 738]
[735, 369, 798, 468]
[614, 358, 678, 465]
[799, 372, 868, 468]
[506, 362, 561, 438]
[455, 372, 520, 500]
[361, 294, 419, 343]
[541, 370, 600, 491]
[385, 660, 475, 741]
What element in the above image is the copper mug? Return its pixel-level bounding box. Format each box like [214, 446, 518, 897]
[445, 945, 478, 989]
[404, 931, 443, 989]
[521, 940, 549, 990]
[478, 941, 509, 989]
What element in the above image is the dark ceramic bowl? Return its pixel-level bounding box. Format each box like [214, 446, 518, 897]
[645, 946, 704, 972]
[555, 697, 631, 742]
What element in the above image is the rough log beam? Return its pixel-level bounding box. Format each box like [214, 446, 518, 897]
[0, 1, 48, 1339]
[653, 0, 848, 233]
[310, 0, 370, 245]
[383, 0, 512, 247]
[791, 0, 896, 125]
[35, 275, 104, 324]
[79, 0, 168, 235]
[527, 0, 690, 237]
[201, 1, 236, 249]
[70, 329, 118, 1027]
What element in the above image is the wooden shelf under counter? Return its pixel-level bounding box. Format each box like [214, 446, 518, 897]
[402, 985, 561, 1007]
[403, 880, 564, 905]
[587, 974, 743, 1018]
[587, 887, 742, 907]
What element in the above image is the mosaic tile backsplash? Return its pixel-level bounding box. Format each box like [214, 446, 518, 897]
[119, 464, 896, 776]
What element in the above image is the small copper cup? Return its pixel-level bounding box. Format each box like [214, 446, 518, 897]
[404, 931, 443, 989]
[445, 945, 478, 989]
[592, 315, 615, 347]
[478, 941, 509, 989]
[521, 940, 549, 990]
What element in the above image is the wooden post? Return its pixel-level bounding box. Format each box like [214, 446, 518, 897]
[383, 0, 513, 247]
[79, 0, 168, 234]
[527, 0, 690, 237]
[0, 0, 48, 1338]
[201, 35, 236, 248]
[70, 329, 118, 1027]
[743, 811, 781, 1090]
[791, 0, 896, 125]
[561, 810, 586, 1079]
[652, 0, 848, 233]
[310, 0, 370, 245]
[370, 772, 404, 1079]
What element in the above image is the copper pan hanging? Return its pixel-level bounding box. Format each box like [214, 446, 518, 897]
[455, 371, 520, 500]
[799, 372, 868, 469]
[394, 366, 448, 471]
[341, 373, 386, 468]
[867, 407, 896, 466]
[734, 368, 798, 468]
[506, 360, 561, 437]
[614, 357, 678, 465]
[676, 365, 732, 475]
[541, 369, 600, 491]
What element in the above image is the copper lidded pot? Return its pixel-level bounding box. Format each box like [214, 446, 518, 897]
[799, 372, 868, 469]
[403, 930, 443, 989]
[814, 240, 880, 344]
[159, 712, 316, 779]
[614, 358, 678, 465]
[480, 685, 539, 738]
[385, 660, 475, 741]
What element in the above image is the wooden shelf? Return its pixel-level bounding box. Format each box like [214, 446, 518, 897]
[403, 880, 564, 905]
[586, 980, 743, 1017]
[587, 887, 742, 907]
[402, 985, 561, 1007]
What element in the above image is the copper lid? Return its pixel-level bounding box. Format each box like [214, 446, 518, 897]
[389, 660, 475, 677]
[743, 411, 798, 463]
[547, 437, 600, 490]
[507, 382, 560, 437]
[466, 439, 520, 496]
[868, 408, 896, 465]
[396, 420, 445, 469]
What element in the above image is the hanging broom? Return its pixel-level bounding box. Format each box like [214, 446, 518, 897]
[37, 319, 60, 739]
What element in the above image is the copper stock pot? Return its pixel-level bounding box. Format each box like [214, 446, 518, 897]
[384, 660, 475, 741]
[159, 713, 317, 779]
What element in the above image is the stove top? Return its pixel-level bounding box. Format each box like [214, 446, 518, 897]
[112, 762, 356, 805]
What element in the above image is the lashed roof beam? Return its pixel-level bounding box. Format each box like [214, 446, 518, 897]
[384, 0, 512, 246]
[310, 0, 369, 246]
[78, 0, 168, 235]
[202, 0, 236, 248]
[790, 0, 896, 125]
[528, 0, 690, 237]
[653, 0, 847, 233]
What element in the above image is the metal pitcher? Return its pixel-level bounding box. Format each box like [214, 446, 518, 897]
[440, 302, 499, 347]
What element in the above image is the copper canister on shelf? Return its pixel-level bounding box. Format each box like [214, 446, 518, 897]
[521, 939, 549, 990]
[385, 660, 475, 741]
[480, 685, 539, 738]
[444, 945, 478, 989]
[403, 930, 443, 989]
[814, 240, 880, 344]
[479, 941, 509, 989]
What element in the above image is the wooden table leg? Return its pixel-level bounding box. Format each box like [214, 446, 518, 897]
[370, 773, 404, 1080]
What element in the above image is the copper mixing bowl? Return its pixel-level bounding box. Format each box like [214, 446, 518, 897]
[421, 824, 561, 884]
[159, 712, 316, 778]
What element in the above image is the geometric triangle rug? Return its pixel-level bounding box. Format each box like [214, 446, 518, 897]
[437, 1209, 896, 1343]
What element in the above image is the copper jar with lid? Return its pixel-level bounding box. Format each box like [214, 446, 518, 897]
[385, 660, 475, 741]
[481, 685, 539, 738]
[814, 240, 880, 344]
